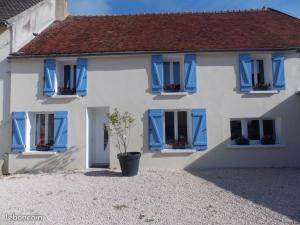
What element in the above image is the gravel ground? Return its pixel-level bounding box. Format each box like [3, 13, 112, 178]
[0, 168, 299, 225]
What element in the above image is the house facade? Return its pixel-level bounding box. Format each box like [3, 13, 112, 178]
[7, 8, 300, 173]
[0, 0, 68, 174]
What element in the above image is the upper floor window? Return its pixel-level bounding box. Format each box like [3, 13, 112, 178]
[44, 58, 88, 97]
[240, 53, 285, 92]
[57, 63, 77, 95]
[230, 118, 280, 145]
[151, 54, 197, 94]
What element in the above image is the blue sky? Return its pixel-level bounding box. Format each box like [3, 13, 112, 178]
[69, 0, 300, 18]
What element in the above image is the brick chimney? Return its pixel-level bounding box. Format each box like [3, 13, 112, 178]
[55, 0, 68, 21]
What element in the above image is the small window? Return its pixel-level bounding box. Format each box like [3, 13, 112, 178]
[35, 113, 54, 151]
[230, 120, 242, 140]
[58, 65, 77, 95]
[164, 111, 189, 149]
[163, 59, 182, 92]
[230, 118, 279, 145]
[250, 56, 272, 91]
[247, 120, 260, 141]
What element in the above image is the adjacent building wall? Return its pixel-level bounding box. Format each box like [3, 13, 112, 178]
[0, 0, 68, 174]
[8, 51, 300, 173]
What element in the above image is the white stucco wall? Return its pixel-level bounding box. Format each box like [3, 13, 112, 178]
[8, 51, 300, 173]
[8, 0, 65, 52]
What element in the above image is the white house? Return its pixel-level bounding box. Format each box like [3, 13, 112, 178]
[7, 8, 300, 173]
[0, 0, 67, 174]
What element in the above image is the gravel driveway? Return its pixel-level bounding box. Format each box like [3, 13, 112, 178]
[0, 168, 299, 225]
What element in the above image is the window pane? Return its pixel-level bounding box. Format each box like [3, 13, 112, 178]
[163, 62, 171, 86]
[263, 120, 275, 137]
[165, 112, 174, 144]
[177, 111, 187, 144]
[247, 120, 260, 140]
[64, 65, 71, 88]
[73, 65, 77, 89]
[36, 114, 45, 146]
[173, 62, 180, 85]
[48, 114, 54, 146]
[251, 60, 255, 87]
[230, 120, 242, 140]
[257, 60, 265, 85]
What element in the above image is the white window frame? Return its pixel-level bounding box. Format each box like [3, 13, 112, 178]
[250, 54, 273, 90]
[162, 54, 185, 92]
[55, 58, 77, 95]
[163, 109, 192, 149]
[26, 112, 55, 152]
[230, 118, 281, 145]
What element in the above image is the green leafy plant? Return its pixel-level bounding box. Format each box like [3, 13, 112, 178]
[106, 109, 135, 154]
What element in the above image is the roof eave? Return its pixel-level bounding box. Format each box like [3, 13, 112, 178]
[9, 47, 300, 59]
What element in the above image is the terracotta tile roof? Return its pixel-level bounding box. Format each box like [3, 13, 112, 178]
[16, 8, 300, 56]
[0, 0, 43, 21]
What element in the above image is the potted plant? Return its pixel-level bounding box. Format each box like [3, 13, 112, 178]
[106, 109, 141, 176]
[253, 83, 271, 91]
[235, 136, 250, 145]
[164, 84, 181, 92]
[261, 135, 276, 145]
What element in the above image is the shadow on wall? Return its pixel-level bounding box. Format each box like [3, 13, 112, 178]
[182, 94, 300, 222]
[13, 146, 79, 174]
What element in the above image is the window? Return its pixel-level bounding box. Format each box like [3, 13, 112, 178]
[164, 111, 190, 149]
[163, 61, 181, 92]
[57, 65, 77, 95]
[34, 113, 54, 151]
[230, 118, 279, 145]
[250, 55, 272, 91]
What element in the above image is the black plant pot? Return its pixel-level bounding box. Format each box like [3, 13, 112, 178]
[117, 152, 141, 177]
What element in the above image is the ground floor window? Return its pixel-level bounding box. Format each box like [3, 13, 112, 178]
[31, 113, 54, 151]
[164, 111, 190, 149]
[230, 118, 279, 145]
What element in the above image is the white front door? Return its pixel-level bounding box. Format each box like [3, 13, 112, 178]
[88, 108, 109, 168]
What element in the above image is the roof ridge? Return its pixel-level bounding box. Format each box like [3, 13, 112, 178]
[68, 7, 269, 17]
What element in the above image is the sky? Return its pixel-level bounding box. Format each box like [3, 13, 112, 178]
[68, 0, 300, 19]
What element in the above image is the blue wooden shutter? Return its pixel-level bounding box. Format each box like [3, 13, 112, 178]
[53, 111, 68, 152]
[173, 62, 180, 85]
[239, 54, 252, 92]
[192, 109, 207, 150]
[44, 59, 56, 96]
[148, 109, 164, 150]
[184, 54, 196, 93]
[272, 53, 285, 90]
[11, 112, 26, 153]
[76, 58, 88, 96]
[151, 55, 163, 93]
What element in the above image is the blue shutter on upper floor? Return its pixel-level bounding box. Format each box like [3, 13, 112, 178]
[192, 109, 207, 150]
[151, 55, 163, 93]
[184, 54, 196, 93]
[148, 109, 164, 150]
[239, 54, 252, 92]
[272, 53, 285, 90]
[76, 58, 88, 96]
[44, 59, 56, 96]
[11, 112, 26, 153]
[173, 62, 180, 85]
[53, 111, 68, 152]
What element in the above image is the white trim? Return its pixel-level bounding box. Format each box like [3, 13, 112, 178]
[51, 95, 80, 99]
[227, 144, 287, 149]
[160, 149, 197, 153]
[249, 90, 279, 94]
[159, 92, 188, 96]
[22, 151, 57, 156]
